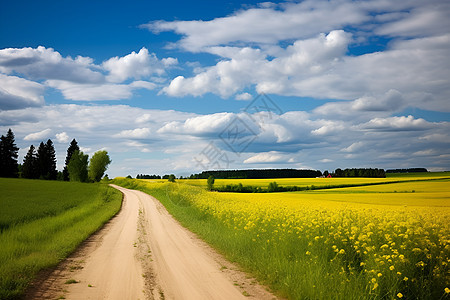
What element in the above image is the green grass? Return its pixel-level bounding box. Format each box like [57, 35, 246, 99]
[0, 178, 122, 299]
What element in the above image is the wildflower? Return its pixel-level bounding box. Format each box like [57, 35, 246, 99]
[377, 273, 382, 277]
[372, 283, 378, 290]
[306, 251, 311, 255]
[397, 292, 403, 298]
[390, 265, 395, 271]
[339, 249, 345, 255]
[371, 278, 376, 283]
[445, 287, 450, 294]
[403, 277, 408, 281]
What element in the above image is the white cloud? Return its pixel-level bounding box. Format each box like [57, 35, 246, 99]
[361, 115, 434, 131]
[45, 80, 155, 101]
[244, 152, 284, 164]
[161, 31, 449, 113]
[143, 0, 367, 52]
[0, 46, 103, 83]
[0, 74, 45, 110]
[375, 2, 450, 38]
[146, 1, 450, 113]
[55, 132, 70, 143]
[341, 142, 364, 153]
[114, 128, 152, 139]
[157, 112, 235, 136]
[24, 128, 52, 141]
[0, 46, 173, 102]
[102, 48, 177, 83]
[235, 92, 252, 101]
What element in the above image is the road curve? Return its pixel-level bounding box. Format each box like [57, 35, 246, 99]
[29, 184, 276, 300]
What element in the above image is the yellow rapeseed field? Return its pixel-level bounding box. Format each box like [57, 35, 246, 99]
[117, 177, 450, 299]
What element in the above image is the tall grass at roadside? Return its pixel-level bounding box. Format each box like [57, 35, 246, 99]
[113, 177, 450, 300]
[0, 178, 122, 299]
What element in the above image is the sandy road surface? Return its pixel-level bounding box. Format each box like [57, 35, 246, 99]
[28, 185, 276, 300]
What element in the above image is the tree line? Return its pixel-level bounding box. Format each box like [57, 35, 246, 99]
[0, 129, 111, 182]
[386, 168, 428, 173]
[189, 169, 323, 179]
[332, 168, 386, 178]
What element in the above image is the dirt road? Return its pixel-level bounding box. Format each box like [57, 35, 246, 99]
[28, 185, 276, 300]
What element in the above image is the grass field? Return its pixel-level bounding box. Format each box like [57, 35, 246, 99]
[114, 175, 450, 299]
[0, 178, 122, 299]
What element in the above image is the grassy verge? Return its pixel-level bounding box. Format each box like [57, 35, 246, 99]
[113, 177, 450, 300]
[0, 178, 122, 299]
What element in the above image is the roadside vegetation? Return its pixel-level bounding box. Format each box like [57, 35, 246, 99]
[113, 175, 450, 299]
[0, 178, 122, 299]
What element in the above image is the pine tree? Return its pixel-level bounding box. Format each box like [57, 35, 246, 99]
[0, 129, 19, 178]
[22, 145, 39, 179]
[63, 139, 79, 181]
[36, 139, 58, 180]
[36, 142, 47, 179]
[45, 139, 58, 180]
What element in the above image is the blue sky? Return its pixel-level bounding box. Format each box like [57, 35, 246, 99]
[1, 0, 449, 177]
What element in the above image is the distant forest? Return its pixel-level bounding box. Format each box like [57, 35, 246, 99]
[386, 168, 428, 173]
[190, 169, 323, 179]
[135, 168, 391, 180]
[332, 168, 386, 178]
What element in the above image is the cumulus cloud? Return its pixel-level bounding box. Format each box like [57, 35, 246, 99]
[235, 92, 252, 101]
[0, 46, 174, 102]
[361, 115, 435, 131]
[0, 46, 103, 83]
[144, 1, 450, 113]
[55, 132, 70, 143]
[157, 112, 235, 136]
[46, 80, 156, 101]
[114, 127, 152, 139]
[375, 2, 450, 38]
[0, 74, 45, 110]
[143, 0, 367, 52]
[24, 128, 52, 141]
[244, 152, 284, 164]
[102, 48, 177, 83]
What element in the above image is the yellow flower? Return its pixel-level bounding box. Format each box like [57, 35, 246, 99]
[372, 283, 378, 290]
[390, 265, 395, 271]
[403, 277, 408, 281]
[377, 273, 382, 277]
[445, 287, 450, 294]
[397, 292, 403, 298]
[397, 272, 402, 276]
[371, 278, 376, 283]
[306, 251, 311, 255]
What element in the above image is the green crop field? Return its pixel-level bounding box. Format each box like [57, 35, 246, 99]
[114, 175, 450, 300]
[0, 178, 122, 299]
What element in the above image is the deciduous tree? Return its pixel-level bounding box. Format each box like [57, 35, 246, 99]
[68, 150, 88, 182]
[88, 150, 111, 182]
